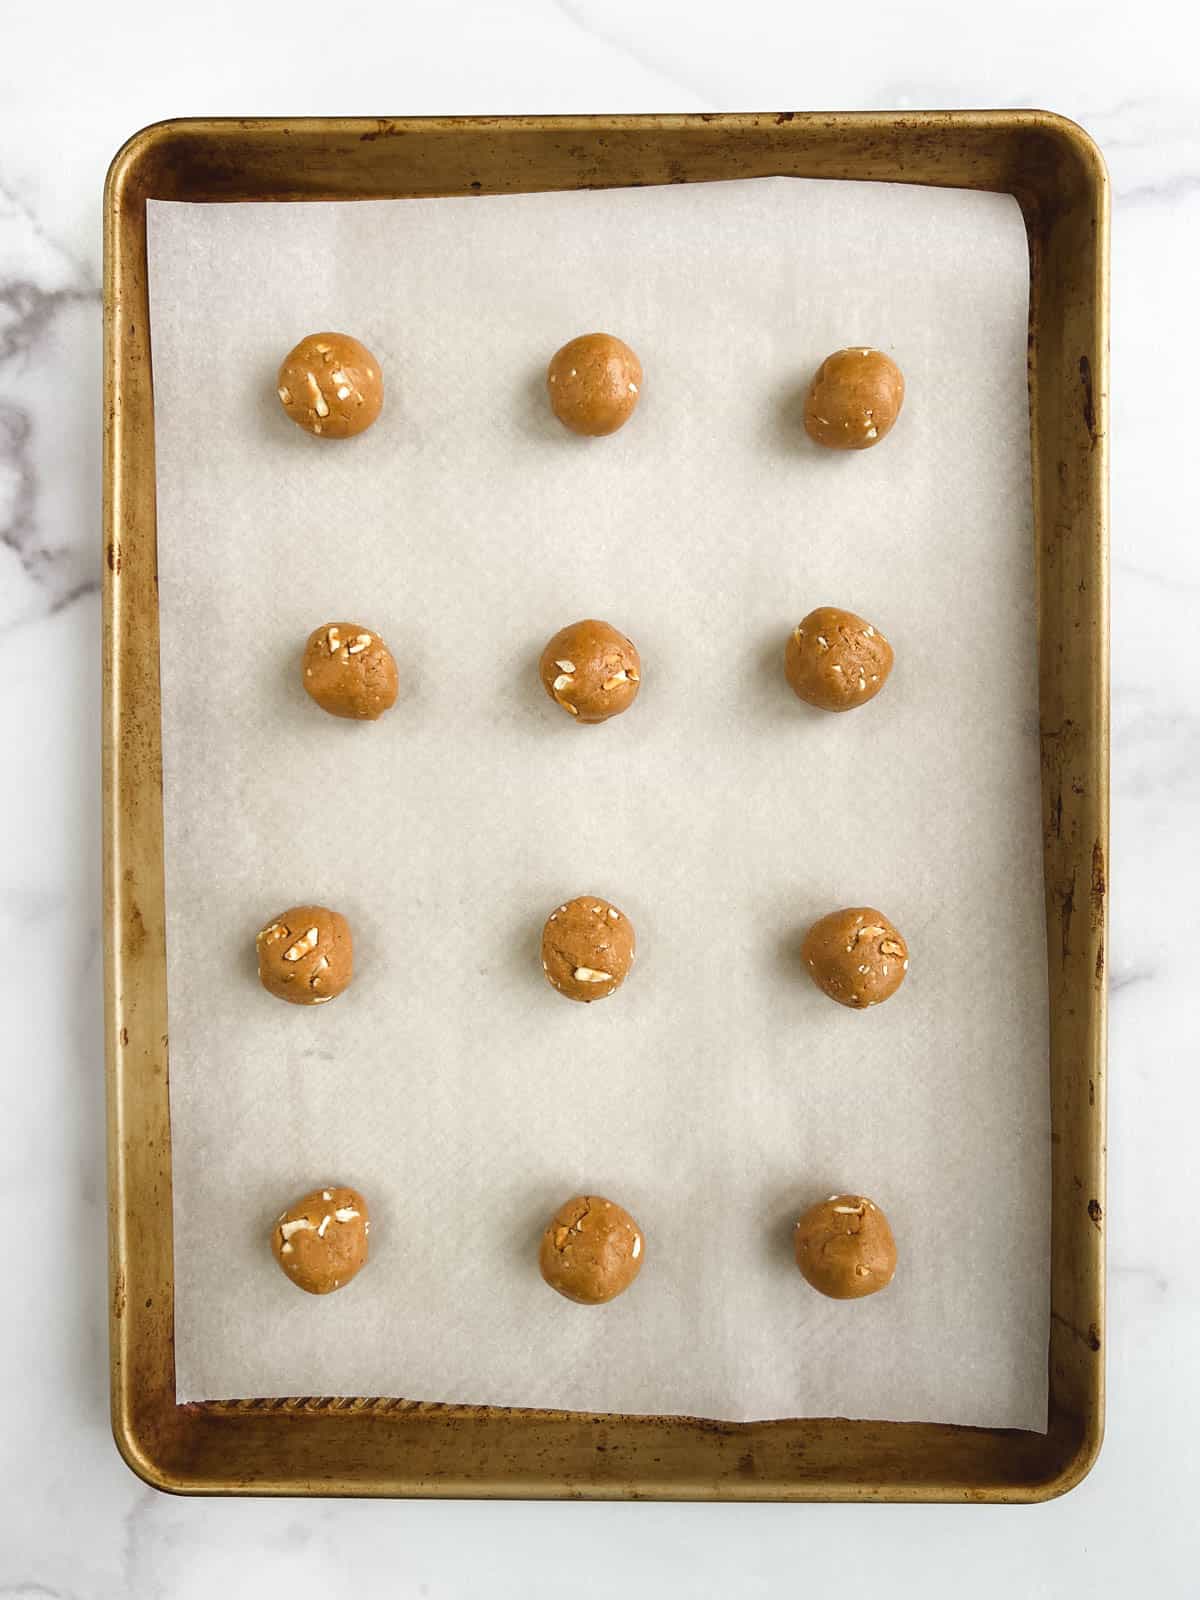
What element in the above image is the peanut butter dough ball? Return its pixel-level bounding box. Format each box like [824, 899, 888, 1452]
[801, 907, 908, 1010]
[539, 1194, 644, 1304]
[794, 1193, 897, 1299]
[302, 621, 399, 721]
[277, 331, 383, 438]
[785, 606, 893, 712]
[256, 905, 353, 1006]
[547, 333, 643, 436]
[541, 895, 635, 1002]
[539, 619, 641, 723]
[271, 1184, 370, 1295]
[803, 347, 904, 451]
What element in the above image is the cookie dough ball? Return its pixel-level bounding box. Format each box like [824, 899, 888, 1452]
[539, 1194, 644, 1304]
[277, 331, 383, 438]
[302, 621, 399, 721]
[794, 1194, 897, 1299]
[539, 619, 641, 723]
[801, 907, 908, 1010]
[542, 895, 635, 1002]
[271, 1184, 370, 1295]
[804, 347, 904, 451]
[256, 905, 352, 1006]
[547, 333, 643, 436]
[785, 606, 893, 712]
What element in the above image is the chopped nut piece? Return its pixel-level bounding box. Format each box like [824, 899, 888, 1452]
[306, 373, 330, 418]
[283, 928, 319, 962]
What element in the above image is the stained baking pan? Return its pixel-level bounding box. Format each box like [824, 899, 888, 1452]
[103, 112, 1108, 1500]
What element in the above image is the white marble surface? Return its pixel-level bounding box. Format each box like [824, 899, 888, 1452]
[1, 0, 1193, 1592]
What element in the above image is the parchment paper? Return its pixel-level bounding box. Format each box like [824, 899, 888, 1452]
[148, 177, 1049, 1427]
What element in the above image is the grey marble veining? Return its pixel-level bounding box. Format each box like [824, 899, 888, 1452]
[1, 0, 1195, 1593]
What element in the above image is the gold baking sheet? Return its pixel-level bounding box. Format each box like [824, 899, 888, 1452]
[103, 111, 1107, 1500]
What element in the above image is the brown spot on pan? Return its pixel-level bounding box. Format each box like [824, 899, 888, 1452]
[1090, 840, 1106, 930]
[1057, 868, 1076, 966]
[1049, 787, 1063, 840]
[1052, 1310, 1101, 1351]
[359, 119, 400, 142]
[127, 900, 146, 957]
[1079, 355, 1098, 448]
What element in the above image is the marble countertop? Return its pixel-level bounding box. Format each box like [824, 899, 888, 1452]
[3, 1, 1192, 1593]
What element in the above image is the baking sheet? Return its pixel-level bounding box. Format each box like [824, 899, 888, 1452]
[147, 177, 1048, 1427]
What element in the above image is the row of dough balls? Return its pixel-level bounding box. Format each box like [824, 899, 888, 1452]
[300, 609, 893, 723]
[256, 895, 909, 1010]
[276, 329, 905, 449]
[272, 1184, 897, 1304]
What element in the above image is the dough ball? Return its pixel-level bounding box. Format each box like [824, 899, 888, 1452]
[542, 895, 635, 1003]
[539, 619, 641, 724]
[302, 621, 399, 721]
[793, 1193, 897, 1299]
[801, 907, 908, 1009]
[547, 332, 643, 436]
[256, 905, 353, 1006]
[785, 606, 893, 713]
[803, 347, 904, 451]
[277, 331, 383, 438]
[271, 1184, 369, 1295]
[539, 1194, 644, 1304]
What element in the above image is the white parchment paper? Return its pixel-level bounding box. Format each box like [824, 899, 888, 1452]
[148, 178, 1048, 1427]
